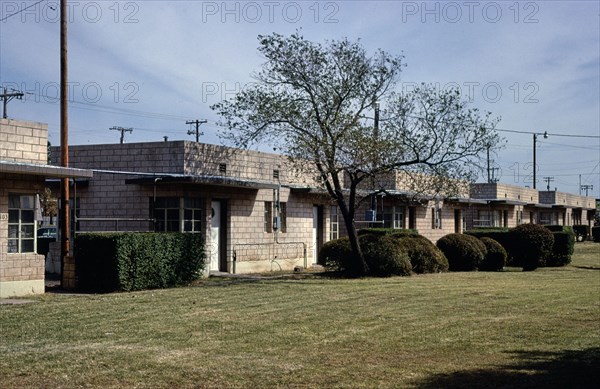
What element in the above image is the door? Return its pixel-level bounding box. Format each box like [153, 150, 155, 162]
[312, 206, 323, 264]
[210, 201, 221, 271]
[454, 209, 462, 233]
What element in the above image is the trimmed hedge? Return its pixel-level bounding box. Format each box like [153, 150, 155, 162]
[393, 234, 448, 274]
[573, 225, 590, 241]
[546, 231, 574, 267]
[436, 233, 486, 271]
[593, 226, 600, 242]
[318, 237, 351, 271]
[75, 233, 205, 293]
[359, 234, 412, 277]
[464, 229, 516, 264]
[479, 237, 507, 271]
[511, 224, 554, 271]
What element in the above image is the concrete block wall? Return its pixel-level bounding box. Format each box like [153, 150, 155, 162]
[0, 174, 45, 298]
[470, 183, 539, 203]
[0, 119, 48, 164]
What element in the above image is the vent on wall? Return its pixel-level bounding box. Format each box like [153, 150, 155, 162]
[218, 163, 227, 174]
[273, 169, 280, 180]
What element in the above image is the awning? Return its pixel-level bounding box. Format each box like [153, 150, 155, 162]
[488, 199, 528, 206]
[0, 160, 93, 178]
[126, 175, 279, 190]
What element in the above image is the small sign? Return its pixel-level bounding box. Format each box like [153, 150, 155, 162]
[0, 213, 8, 221]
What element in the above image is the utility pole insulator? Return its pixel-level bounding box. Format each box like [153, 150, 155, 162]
[110, 126, 133, 144]
[187, 119, 207, 142]
[1, 87, 24, 119]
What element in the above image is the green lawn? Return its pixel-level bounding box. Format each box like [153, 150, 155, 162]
[1, 243, 599, 388]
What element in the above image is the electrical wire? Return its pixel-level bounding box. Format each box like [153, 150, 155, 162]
[0, 0, 48, 22]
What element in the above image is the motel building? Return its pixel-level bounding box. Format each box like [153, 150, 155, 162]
[1, 118, 595, 297]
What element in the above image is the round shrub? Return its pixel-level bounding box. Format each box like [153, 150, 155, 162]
[318, 237, 351, 271]
[511, 223, 554, 271]
[394, 234, 448, 274]
[479, 237, 507, 271]
[546, 231, 574, 267]
[359, 234, 412, 277]
[436, 233, 486, 271]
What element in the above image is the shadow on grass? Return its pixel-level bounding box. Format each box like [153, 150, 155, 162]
[415, 347, 600, 389]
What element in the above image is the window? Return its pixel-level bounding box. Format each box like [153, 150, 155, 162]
[153, 197, 203, 233]
[431, 207, 442, 229]
[8, 195, 36, 253]
[183, 198, 203, 233]
[516, 210, 523, 225]
[393, 207, 404, 229]
[476, 210, 500, 227]
[218, 163, 227, 174]
[273, 169, 280, 180]
[278, 202, 287, 233]
[264, 201, 273, 233]
[330, 206, 339, 240]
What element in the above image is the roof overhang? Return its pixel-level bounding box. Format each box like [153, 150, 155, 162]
[0, 160, 93, 179]
[446, 197, 488, 205]
[125, 175, 279, 190]
[526, 203, 553, 208]
[488, 199, 528, 206]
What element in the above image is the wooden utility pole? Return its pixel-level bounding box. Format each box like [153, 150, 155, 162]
[110, 126, 133, 144]
[60, 0, 70, 282]
[187, 119, 207, 142]
[1, 87, 24, 118]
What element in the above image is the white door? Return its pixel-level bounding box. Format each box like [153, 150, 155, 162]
[312, 206, 319, 264]
[210, 201, 221, 271]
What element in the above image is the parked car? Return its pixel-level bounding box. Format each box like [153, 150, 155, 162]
[37, 227, 57, 239]
[37, 227, 57, 256]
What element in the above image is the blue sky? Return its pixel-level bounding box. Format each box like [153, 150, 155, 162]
[1, 0, 599, 197]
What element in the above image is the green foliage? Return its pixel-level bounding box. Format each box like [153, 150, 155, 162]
[479, 237, 507, 271]
[75, 233, 205, 293]
[359, 234, 412, 277]
[546, 231, 575, 267]
[465, 229, 516, 264]
[512, 224, 554, 271]
[393, 234, 448, 274]
[573, 225, 590, 241]
[593, 226, 600, 242]
[318, 237, 352, 271]
[436, 233, 486, 271]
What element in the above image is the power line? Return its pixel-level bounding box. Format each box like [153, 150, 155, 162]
[0, 0, 48, 22]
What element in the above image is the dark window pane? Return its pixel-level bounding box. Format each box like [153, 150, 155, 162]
[193, 221, 202, 232]
[167, 209, 179, 221]
[8, 195, 20, 209]
[184, 220, 192, 231]
[21, 239, 34, 253]
[184, 209, 193, 220]
[167, 220, 179, 232]
[22, 210, 35, 223]
[8, 210, 19, 223]
[184, 198, 202, 208]
[22, 225, 35, 238]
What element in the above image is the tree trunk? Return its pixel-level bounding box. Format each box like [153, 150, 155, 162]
[337, 199, 369, 276]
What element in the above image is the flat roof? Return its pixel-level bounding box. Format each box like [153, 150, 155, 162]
[126, 174, 279, 190]
[0, 160, 93, 178]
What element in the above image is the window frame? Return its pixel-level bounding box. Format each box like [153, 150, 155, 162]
[7, 194, 37, 254]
